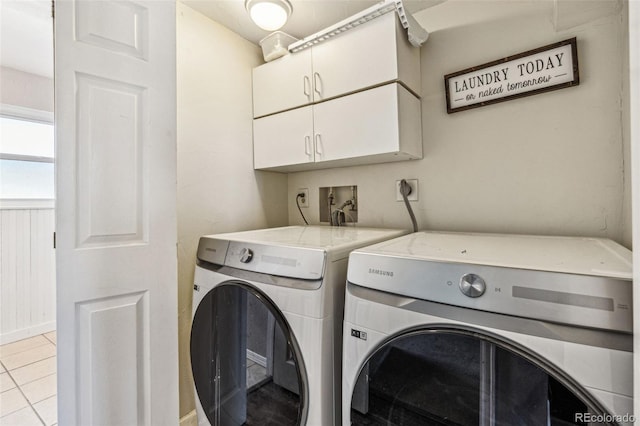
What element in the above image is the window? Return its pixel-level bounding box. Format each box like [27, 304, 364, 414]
[0, 115, 54, 199]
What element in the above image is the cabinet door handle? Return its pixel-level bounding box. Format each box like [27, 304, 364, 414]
[305, 135, 313, 159]
[303, 76, 311, 99]
[313, 72, 322, 97]
[314, 134, 323, 156]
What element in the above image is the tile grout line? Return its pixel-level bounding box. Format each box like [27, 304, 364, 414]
[0, 341, 55, 363]
[0, 335, 52, 351]
[0, 363, 18, 395]
[43, 333, 56, 346]
[31, 398, 48, 426]
[5, 355, 56, 375]
[0, 333, 56, 426]
[1, 371, 43, 424]
[1, 345, 57, 373]
[14, 369, 57, 390]
[36, 333, 57, 426]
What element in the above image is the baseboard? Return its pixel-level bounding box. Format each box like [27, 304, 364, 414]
[180, 409, 197, 426]
[0, 322, 56, 345]
[247, 349, 267, 367]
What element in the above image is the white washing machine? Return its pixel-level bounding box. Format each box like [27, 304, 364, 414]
[342, 231, 633, 426]
[190, 226, 407, 426]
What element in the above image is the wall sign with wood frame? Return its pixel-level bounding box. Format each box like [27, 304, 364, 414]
[444, 38, 579, 113]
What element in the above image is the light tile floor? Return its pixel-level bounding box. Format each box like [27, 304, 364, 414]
[0, 332, 57, 426]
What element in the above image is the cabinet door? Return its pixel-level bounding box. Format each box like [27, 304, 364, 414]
[253, 49, 312, 118]
[253, 106, 314, 169]
[311, 12, 400, 102]
[313, 84, 407, 163]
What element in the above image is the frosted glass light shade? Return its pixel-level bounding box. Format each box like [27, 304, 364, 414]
[245, 0, 292, 31]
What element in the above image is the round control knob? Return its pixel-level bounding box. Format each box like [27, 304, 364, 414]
[239, 248, 254, 263]
[459, 273, 486, 298]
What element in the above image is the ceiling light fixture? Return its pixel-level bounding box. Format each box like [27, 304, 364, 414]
[245, 0, 293, 32]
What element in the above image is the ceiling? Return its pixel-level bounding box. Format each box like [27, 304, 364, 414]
[0, 0, 448, 80]
[0, 0, 558, 80]
[1, 0, 53, 78]
[181, 0, 446, 45]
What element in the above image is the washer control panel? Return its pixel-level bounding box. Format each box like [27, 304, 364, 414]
[347, 250, 633, 333]
[459, 273, 486, 298]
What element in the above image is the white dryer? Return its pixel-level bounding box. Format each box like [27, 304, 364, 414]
[190, 226, 407, 426]
[343, 231, 633, 426]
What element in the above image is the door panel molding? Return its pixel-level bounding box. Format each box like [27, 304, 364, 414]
[75, 0, 149, 59]
[75, 72, 147, 248]
[76, 291, 150, 425]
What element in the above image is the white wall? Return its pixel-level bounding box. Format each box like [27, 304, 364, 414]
[287, 3, 631, 248]
[176, 3, 288, 418]
[0, 66, 53, 113]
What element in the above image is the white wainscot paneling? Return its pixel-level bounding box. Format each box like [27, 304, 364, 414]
[0, 207, 56, 344]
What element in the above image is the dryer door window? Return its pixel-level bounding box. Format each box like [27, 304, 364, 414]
[191, 282, 305, 426]
[350, 330, 607, 426]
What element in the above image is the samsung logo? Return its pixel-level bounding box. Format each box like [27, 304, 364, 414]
[368, 268, 394, 277]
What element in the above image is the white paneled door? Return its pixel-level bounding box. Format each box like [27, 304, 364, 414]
[54, 1, 178, 424]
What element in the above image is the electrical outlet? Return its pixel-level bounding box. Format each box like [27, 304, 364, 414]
[396, 179, 418, 201]
[297, 188, 309, 208]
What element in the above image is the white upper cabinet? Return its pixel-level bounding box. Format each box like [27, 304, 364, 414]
[252, 12, 420, 118]
[252, 11, 423, 172]
[310, 12, 419, 103]
[313, 83, 421, 165]
[253, 83, 422, 172]
[252, 49, 312, 119]
[253, 105, 314, 169]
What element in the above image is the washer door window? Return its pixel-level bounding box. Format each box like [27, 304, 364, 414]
[191, 283, 305, 426]
[351, 330, 608, 425]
